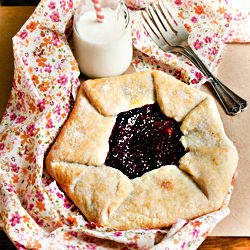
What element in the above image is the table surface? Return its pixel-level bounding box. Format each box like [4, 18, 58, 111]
[0, 6, 250, 250]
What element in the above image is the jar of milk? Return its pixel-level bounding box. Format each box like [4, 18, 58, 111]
[73, 0, 133, 78]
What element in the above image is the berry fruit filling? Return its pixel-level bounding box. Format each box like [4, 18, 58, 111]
[105, 103, 186, 179]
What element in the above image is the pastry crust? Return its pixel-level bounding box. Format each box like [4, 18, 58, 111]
[47, 90, 116, 166]
[82, 70, 156, 116]
[46, 70, 238, 230]
[46, 161, 133, 225]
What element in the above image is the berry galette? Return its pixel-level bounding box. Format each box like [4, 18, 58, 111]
[46, 70, 238, 230]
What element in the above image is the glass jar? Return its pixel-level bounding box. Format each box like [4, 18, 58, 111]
[73, 0, 132, 78]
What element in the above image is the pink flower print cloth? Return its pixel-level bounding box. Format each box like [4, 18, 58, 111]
[0, 0, 247, 249]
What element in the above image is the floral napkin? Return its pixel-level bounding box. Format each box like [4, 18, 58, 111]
[0, 0, 249, 249]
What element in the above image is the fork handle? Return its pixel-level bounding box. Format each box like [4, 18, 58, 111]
[184, 46, 247, 115]
[186, 46, 248, 110]
[181, 50, 239, 115]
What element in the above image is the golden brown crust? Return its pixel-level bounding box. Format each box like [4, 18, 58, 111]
[106, 165, 210, 230]
[46, 85, 116, 166]
[83, 70, 156, 116]
[179, 146, 238, 207]
[152, 70, 208, 122]
[46, 70, 238, 230]
[46, 161, 133, 225]
[179, 96, 238, 206]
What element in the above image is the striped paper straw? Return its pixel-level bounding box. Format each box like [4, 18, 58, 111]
[92, 0, 104, 23]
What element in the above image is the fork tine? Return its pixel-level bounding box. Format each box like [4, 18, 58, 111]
[160, 0, 189, 40]
[152, 3, 176, 39]
[141, 10, 171, 50]
[141, 15, 163, 48]
[142, 20, 165, 49]
[160, 0, 186, 31]
[142, 10, 164, 41]
[148, 5, 170, 40]
[158, 0, 178, 30]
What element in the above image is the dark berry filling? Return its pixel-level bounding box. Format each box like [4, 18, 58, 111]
[105, 103, 186, 179]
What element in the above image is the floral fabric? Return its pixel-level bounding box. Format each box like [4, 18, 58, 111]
[0, 0, 248, 249]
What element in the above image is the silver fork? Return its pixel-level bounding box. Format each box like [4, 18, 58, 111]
[141, 0, 248, 115]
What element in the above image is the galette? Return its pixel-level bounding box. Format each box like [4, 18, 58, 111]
[46, 70, 238, 230]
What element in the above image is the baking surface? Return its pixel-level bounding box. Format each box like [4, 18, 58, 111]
[0, 6, 250, 238]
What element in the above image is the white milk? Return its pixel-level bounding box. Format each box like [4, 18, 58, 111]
[73, 7, 132, 78]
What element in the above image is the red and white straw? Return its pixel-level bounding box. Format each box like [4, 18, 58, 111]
[92, 0, 104, 23]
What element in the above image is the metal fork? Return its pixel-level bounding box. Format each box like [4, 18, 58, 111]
[141, 0, 248, 115]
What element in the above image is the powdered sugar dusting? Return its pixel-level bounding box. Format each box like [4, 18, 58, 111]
[178, 90, 190, 100]
[100, 82, 111, 92]
[197, 120, 206, 130]
[66, 121, 85, 144]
